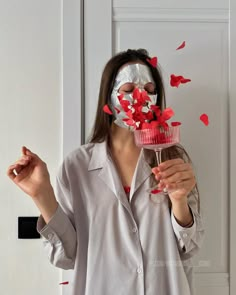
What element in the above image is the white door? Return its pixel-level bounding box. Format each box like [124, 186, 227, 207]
[63, 0, 234, 294]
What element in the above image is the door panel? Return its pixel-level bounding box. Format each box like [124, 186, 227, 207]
[112, 7, 229, 294]
[114, 19, 229, 274]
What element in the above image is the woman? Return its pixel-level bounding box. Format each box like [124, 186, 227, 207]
[7, 49, 204, 295]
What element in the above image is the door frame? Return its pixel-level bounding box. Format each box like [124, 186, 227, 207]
[229, 2, 236, 295]
[62, 0, 83, 158]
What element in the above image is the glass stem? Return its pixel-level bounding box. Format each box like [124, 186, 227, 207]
[155, 149, 162, 166]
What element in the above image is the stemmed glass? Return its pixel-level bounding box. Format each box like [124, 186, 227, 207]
[134, 125, 180, 202]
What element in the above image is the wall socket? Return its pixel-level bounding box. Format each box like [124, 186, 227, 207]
[18, 217, 41, 239]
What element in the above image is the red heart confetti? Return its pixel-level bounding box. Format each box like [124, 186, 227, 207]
[200, 114, 209, 126]
[118, 94, 124, 101]
[103, 104, 113, 115]
[170, 74, 191, 88]
[114, 107, 121, 114]
[117, 88, 175, 130]
[181, 78, 191, 84]
[171, 122, 181, 126]
[59, 281, 69, 285]
[162, 107, 175, 121]
[151, 189, 162, 194]
[141, 121, 160, 130]
[146, 57, 158, 68]
[176, 41, 186, 50]
[113, 44, 206, 130]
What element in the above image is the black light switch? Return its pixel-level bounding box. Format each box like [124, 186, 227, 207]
[18, 217, 41, 239]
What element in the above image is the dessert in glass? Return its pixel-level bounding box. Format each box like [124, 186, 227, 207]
[134, 125, 180, 201]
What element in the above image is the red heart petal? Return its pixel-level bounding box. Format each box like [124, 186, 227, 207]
[120, 100, 130, 112]
[170, 75, 183, 87]
[150, 121, 159, 128]
[114, 107, 120, 114]
[141, 122, 152, 129]
[59, 281, 69, 285]
[176, 41, 186, 50]
[200, 114, 209, 126]
[118, 94, 124, 101]
[181, 78, 191, 84]
[132, 88, 141, 100]
[123, 118, 136, 127]
[170, 74, 191, 87]
[162, 107, 175, 120]
[146, 57, 158, 68]
[103, 105, 113, 115]
[171, 121, 181, 126]
[151, 189, 162, 194]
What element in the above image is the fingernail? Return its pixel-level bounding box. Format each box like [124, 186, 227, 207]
[156, 174, 161, 180]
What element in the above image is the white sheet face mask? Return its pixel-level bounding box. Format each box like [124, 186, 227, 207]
[111, 63, 158, 129]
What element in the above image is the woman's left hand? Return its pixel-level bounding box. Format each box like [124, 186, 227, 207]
[152, 158, 196, 204]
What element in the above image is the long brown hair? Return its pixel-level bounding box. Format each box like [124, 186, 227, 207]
[89, 49, 200, 212]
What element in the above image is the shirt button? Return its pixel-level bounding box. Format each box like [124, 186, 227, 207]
[132, 227, 137, 233]
[137, 267, 143, 274]
[47, 233, 53, 240]
[183, 233, 188, 238]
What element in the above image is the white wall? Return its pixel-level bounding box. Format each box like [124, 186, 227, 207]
[0, 1, 62, 294]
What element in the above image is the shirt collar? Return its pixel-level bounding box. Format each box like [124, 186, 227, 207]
[88, 141, 110, 171]
[88, 140, 155, 171]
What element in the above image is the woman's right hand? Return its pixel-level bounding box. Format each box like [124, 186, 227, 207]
[7, 146, 52, 198]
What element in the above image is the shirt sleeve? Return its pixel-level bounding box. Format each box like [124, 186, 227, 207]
[171, 206, 196, 251]
[37, 162, 77, 270]
[171, 190, 205, 260]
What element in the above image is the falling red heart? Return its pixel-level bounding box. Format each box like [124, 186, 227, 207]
[114, 107, 120, 114]
[103, 104, 113, 115]
[151, 189, 162, 194]
[176, 41, 186, 50]
[181, 78, 191, 84]
[200, 114, 209, 126]
[146, 57, 158, 68]
[170, 74, 191, 87]
[171, 122, 181, 126]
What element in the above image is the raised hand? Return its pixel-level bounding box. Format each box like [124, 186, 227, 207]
[7, 146, 53, 198]
[7, 146, 58, 223]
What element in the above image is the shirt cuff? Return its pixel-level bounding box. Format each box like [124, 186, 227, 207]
[37, 205, 73, 243]
[171, 206, 196, 252]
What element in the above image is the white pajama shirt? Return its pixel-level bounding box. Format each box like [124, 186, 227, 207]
[37, 141, 204, 295]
